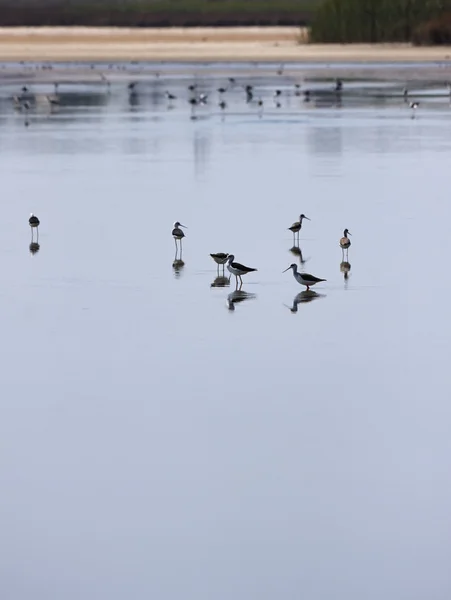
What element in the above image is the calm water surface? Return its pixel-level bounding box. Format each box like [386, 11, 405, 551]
[1, 66, 451, 600]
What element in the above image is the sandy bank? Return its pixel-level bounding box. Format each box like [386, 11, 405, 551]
[1, 27, 451, 63]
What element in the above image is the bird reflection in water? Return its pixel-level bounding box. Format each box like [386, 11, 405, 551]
[172, 257, 185, 277]
[284, 290, 325, 313]
[340, 261, 351, 287]
[226, 289, 256, 311]
[211, 275, 230, 288]
[289, 244, 309, 267]
[29, 242, 40, 256]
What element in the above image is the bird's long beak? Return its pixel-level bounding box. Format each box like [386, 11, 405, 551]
[304, 216, 311, 221]
[348, 232, 352, 236]
[283, 267, 291, 273]
[180, 224, 187, 228]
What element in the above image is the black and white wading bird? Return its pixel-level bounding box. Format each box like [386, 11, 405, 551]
[165, 91, 176, 105]
[339, 228, 352, 259]
[29, 213, 40, 241]
[283, 264, 326, 291]
[410, 101, 419, 117]
[210, 253, 229, 274]
[172, 221, 187, 250]
[288, 214, 310, 243]
[226, 255, 257, 288]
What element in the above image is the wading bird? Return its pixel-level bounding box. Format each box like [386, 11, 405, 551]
[339, 228, 352, 258]
[283, 263, 326, 291]
[288, 214, 310, 243]
[172, 221, 187, 249]
[226, 255, 257, 288]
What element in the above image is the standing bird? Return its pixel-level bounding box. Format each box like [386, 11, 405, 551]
[210, 252, 229, 265]
[29, 213, 40, 241]
[210, 252, 229, 274]
[283, 264, 326, 291]
[219, 100, 227, 116]
[226, 255, 257, 288]
[188, 97, 198, 119]
[172, 221, 187, 249]
[29, 213, 40, 228]
[410, 101, 419, 117]
[288, 214, 310, 243]
[339, 228, 352, 259]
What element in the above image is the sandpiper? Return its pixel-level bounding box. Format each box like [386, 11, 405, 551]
[339, 228, 352, 258]
[226, 255, 257, 287]
[288, 214, 310, 242]
[283, 263, 326, 291]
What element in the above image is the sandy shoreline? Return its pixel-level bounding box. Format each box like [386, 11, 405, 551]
[1, 27, 451, 63]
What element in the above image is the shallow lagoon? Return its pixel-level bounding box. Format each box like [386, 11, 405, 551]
[1, 64, 451, 600]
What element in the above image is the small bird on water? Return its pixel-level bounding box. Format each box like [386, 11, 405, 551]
[172, 221, 187, 248]
[29, 213, 40, 228]
[29, 213, 40, 241]
[226, 254, 257, 287]
[410, 102, 419, 117]
[283, 263, 326, 291]
[211, 252, 229, 275]
[288, 214, 310, 242]
[210, 252, 229, 266]
[339, 228, 352, 258]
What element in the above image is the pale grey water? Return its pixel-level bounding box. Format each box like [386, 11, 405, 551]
[1, 66, 451, 600]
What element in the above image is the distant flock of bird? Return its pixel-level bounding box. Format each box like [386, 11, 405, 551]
[171, 217, 352, 293]
[11, 71, 428, 127]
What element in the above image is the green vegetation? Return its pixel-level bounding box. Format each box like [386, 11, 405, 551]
[310, 0, 451, 44]
[0, 0, 321, 27]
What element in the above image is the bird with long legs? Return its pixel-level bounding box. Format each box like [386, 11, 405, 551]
[210, 253, 229, 275]
[189, 97, 198, 119]
[219, 100, 227, 119]
[172, 221, 186, 255]
[29, 213, 40, 242]
[226, 255, 257, 288]
[288, 214, 310, 244]
[283, 263, 326, 291]
[165, 91, 176, 107]
[339, 228, 352, 260]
